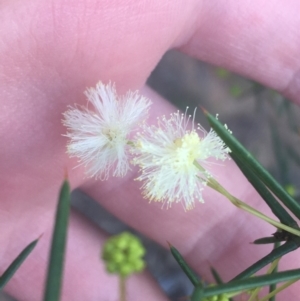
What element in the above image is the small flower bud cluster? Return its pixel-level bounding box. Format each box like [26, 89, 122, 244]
[101, 232, 146, 277]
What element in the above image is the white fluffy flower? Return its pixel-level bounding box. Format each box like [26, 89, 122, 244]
[63, 81, 151, 179]
[132, 110, 231, 210]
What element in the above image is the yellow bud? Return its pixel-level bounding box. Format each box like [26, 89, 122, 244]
[101, 232, 146, 277]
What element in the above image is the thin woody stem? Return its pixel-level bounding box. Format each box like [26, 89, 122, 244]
[194, 158, 300, 237]
[256, 279, 298, 301]
[207, 177, 300, 237]
[119, 276, 126, 301]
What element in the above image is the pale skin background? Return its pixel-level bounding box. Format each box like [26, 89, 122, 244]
[1, 0, 300, 300]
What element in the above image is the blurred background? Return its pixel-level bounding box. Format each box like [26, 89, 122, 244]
[2, 50, 300, 300]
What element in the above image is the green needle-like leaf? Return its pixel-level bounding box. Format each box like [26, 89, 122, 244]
[0, 238, 38, 290]
[211, 267, 223, 284]
[231, 153, 297, 227]
[231, 241, 298, 281]
[253, 237, 282, 245]
[169, 243, 199, 286]
[204, 110, 300, 220]
[203, 268, 300, 298]
[43, 179, 71, 301]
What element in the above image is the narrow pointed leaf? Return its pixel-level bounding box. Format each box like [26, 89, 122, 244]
[0, 238, 38, 290]
[169, 244, 199, 286]
[203, 268, 300, 298]
[253, 237, 282, 245]
[231, 153, 296, 227]
[231, 240, 298, 281]
[205, 111, 300, 219]
[211, 267, 223, 284]
[43, 179, 71, 301]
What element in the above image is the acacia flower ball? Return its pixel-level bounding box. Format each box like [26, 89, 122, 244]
[63, 81, 151, 179]
[132, 110, 231, 210]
